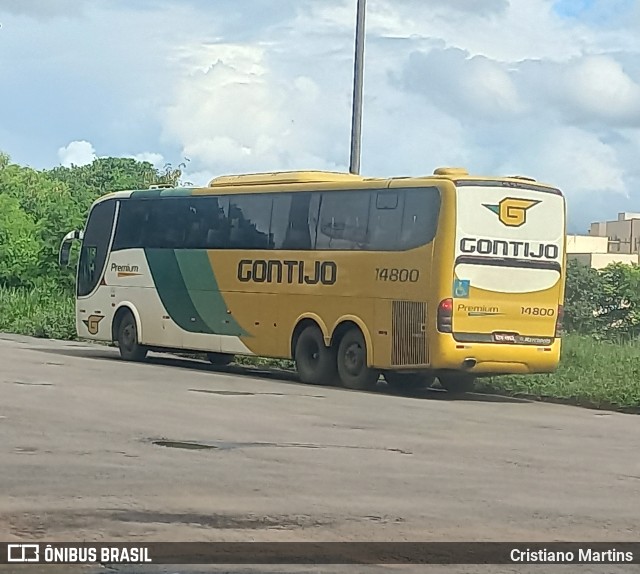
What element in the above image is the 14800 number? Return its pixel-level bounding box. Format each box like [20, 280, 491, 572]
[521, 307, 555, 317]
[375, 268, 420, 283]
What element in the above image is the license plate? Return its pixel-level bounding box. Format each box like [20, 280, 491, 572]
[493, 332, 518, 343]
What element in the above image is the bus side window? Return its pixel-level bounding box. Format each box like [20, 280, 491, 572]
[143, 198, 188, 249]
[273, 193, 317, 251]
[399, 187, 441, 250]
[113, 200, 146, 251]
[271, 195, 292, 249]
[203, 196, 230, 249]
[316, 190, 371, 250]
[228, 194, 272, 250]
[184, 201, 204, 249]
[144, 201, 166, 248]
[368, 191, 402, 251]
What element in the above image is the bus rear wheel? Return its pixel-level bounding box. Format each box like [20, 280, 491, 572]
[294, 325, 338, 385]
[116, 312, 148, 362]
[384, 372, 435, 391]
[438, 373, 476, 394]
[337, 328, 380, 390]
[207, 352, 234, 366]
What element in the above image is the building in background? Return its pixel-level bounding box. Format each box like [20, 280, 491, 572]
[590, 212, 640, 255]
[567, 212, 640, 269]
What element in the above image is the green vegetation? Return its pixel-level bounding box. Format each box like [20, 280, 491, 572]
[479, 260, 640, 411]
[0, 151, 638, 410]
[0, 151, 183, 290]
[481, 334, 640, 411]
[563, 259, 640, 340]
[0, 283, 75, 340]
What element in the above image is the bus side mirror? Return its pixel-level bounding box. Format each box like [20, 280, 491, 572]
[58, 230, 82, 267]
[59, 241, 72, 267]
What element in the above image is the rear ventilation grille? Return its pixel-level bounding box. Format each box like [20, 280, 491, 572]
[392, 301, 428, 366]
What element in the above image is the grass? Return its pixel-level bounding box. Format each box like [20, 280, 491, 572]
[233, 354, 294, 370]
[0, 285, 76, 340]
[1, 286, 638, 410]
[481, 333, 640, 411]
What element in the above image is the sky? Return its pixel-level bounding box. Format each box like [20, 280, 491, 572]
[1, 0, 639, 232]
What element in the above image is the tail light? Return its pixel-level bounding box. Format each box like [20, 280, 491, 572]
[555, 305, 564, 338]
[437, 298, 453, 333]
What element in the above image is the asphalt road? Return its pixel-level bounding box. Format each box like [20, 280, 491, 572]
[1, 333, 639, 574]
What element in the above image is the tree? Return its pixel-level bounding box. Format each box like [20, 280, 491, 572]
[599, 263, 640, 339]
[46, 157, 181, 200]
[0, 194, 40, 287]
[0, 161, 84, 287]
[0, 151, 183, 291]
[563, 259, 605, 335]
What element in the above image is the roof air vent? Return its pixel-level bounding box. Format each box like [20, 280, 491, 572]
[433, 167, 469, 176]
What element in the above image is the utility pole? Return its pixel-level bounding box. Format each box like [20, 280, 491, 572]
[349, 0, 367, 175]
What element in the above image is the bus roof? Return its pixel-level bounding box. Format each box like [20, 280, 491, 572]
[89, 167, 561, 206]
[208, 170, 365, 187]
[206, 167, 558, 189]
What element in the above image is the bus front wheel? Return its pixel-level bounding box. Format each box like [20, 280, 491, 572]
[438, 373, 476, 394]
[294, 325, 337, 385]
[207, 352, 234, 366]
[337, 328, 380, 390]
[384, 372, 435, 391]
[116, 312, 148, 362]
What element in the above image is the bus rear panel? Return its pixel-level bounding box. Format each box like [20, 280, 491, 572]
[433, 179, 565, 375]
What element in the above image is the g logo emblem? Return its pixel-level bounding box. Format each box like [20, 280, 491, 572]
[484, 198, 540, 227]
[82, 314, 104, 335]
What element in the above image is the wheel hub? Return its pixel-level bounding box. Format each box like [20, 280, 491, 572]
[122, 325, 135, 350]
[344, 343, 363, 375]
[304, 341, 320, 364]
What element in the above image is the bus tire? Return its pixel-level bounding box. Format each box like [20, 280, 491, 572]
[385, 371, 435, 391]
[438, 373, 476, 394]
[294, 325, 338, 385]
[207, 352, 234, 366]
[337, 328, 379, 390]
[116, 311, 148, 362]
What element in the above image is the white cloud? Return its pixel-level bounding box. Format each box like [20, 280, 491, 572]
[58, 142, 166, 171]
[309, 0, 591, 61]
[57, 140, 96, 167]
[163, 42, 348, 175]
[2, 0, 640, 232]
[401, 48, 524, 120]
[158, 0, 640, 211]
[499, 126, 626, 197]
[132, 152, 165, 167]
[559, 56, 640, 125]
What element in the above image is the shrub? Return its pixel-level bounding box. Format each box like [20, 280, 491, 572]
[0, 284, 76, 340]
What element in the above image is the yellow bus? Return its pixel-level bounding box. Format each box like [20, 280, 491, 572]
[59, 167, 566, 393]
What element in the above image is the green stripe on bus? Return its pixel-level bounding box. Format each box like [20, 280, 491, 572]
[130, 189, 161, 199]
[144, 248, 214, 334]
[174, 250, 248, 337]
